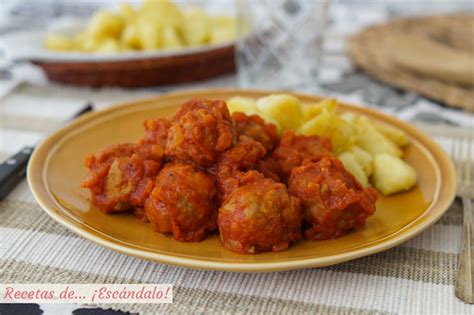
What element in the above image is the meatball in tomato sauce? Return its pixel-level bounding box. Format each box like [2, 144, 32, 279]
[218, 174, 302, 254]
[145, 162, 218, 242]
[288, 156, 377, 241]
[82, 143, 163, 213]
[232, 112, 279, 151]
[272, 130, 332, 180]
[165, 99, 237, 167]
[140, 117, 171, 148]
[211, 135, 266, 201]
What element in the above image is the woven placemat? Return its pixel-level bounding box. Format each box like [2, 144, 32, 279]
[348, 14, 474, 112]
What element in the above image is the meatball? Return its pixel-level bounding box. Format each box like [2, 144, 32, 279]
[82, 143, 163, 213]
[140, 118, 171, 148]
[218, 175, 302, 254]
[211, 135, 266, 201]
[272, 130, 332, 180]
[232, 112, 279, 151]
[255, 156, 283, 182]
[165, 99, 237, 167]
[144, 162, 218, 242]
[288, 156, 378, 241]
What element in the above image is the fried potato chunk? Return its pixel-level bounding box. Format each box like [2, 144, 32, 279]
[302, 98, 338, 122]
[227, 96, 259, 115]
[356, 116, 403, 158]
[87, 10, 125, 41]
[256, 94, 303, 132]
[372, 154, 417, 195]
[338, 152, 368, 187]
[349, 145, 374, 176]
[373, 121, 410, 147]
[44, 34, 75, 51]
[299, 110, 357, 154]
[182, 6, 211, 45]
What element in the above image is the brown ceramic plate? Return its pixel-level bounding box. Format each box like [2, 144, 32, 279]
[31, 44, 235, 88]
[1, 30, 235, 87]
[27, 89, 456, 272]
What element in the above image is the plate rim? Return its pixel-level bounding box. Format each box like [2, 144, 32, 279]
[27, 88, 457, 272]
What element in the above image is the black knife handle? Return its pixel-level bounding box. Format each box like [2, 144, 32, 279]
[0, 146, 34, 200]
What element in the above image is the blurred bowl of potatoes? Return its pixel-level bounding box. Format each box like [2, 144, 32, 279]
[0, 0, 238, 87]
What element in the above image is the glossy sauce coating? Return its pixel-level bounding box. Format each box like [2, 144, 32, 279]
[272, 130, 332, 180]
[140, 118, 172, 148]
[165, 99, 237, 167]
[82, 143, 163, 213]
[145, 162, 218, 242]
[288, 156, 378, 240]
[232, 112, 279, 151]
[218, 175, 302, 254]
[211, 135, 266, 201]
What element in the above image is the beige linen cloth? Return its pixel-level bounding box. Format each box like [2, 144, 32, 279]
[348, 14, 474, 112]
[0, 83, 473, 314]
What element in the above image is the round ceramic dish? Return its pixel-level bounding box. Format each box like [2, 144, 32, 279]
[1, 30, 235, 87]
[27, 89, 456, 272]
